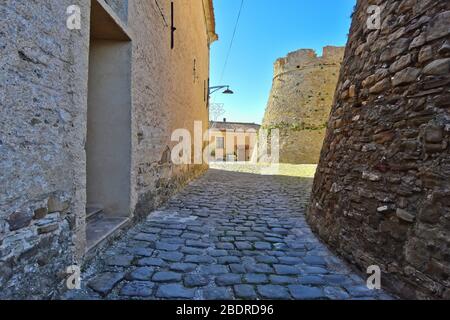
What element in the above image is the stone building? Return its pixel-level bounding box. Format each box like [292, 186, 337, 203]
[262, 46, 345, 164]
[307, 0, 450, 299]
[209, 119, 260, 162]
[0, 0, 217, 298]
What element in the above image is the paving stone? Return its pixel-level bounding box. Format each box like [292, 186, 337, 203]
[158, 251, 184, 262]
[170, 263, 198, 272]
[234, 285, 258, 299]
[187, 226, 208, 233]
[200, 265, 229, 275]
[160, 237, 186, 245]
[344, 285, 377, 297]
[156, 284, 195, 299]
[302, 255, 327, 266]
[216, 242, 235, 250]
[217, 256, 241, 264]
[254, 242, 272, 250]
[242, 250, 259, 257]
[278, 256, 303, 265]
[105, 255, 134, 267]
[245, 263, 274, 274]
[272, 228, 289, 235]
[161, 229, 183, 236]
[256, 255, 278, 264]
[152, 272, 182, 282]
[215, 274, 242, 286]
[185, 255, 215, 264]
[88, 272, 125, 297]
[126, 267, 154, 281]
[257, 285, 291, 300]
[203, 287, 233, 300]
[322, 274, 353, 286]
[324, 286, 351, 299]
[289, 285, 325, 300]
[273, 243, 289, 250]
[143, 227, 161, 234]
[120, 281, 154, 297]
[186, 240, 211, 248]
[274, 264, 302, 275]
[184, 274, 210, 287]
[181, 232, 202, 240]
[208, 249, 228, 257]
[244, 274, 269, 284]
[181, 247, 204, 255]
[265, 237, 285, 243]
[298, 275, 326, 285]
[127, 247, 154, 257]
[302, 266, 328, 274]
[235, 241, 253, 250]
[134, 233, 158, 242]
[154, 242, 181, 251]
[269, 275, 298, 284]
[137, 258, 167, 267]
[270, 251, 287, 257]
[163, 224, 187, 230]
[230, 264, 246, 274]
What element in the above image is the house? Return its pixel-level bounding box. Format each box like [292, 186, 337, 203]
[209, 119, 261, 162]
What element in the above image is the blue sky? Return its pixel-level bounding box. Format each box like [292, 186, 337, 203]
[210, 0, 356, 124]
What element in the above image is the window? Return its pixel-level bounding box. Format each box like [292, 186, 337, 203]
[216, 137, 224, 149]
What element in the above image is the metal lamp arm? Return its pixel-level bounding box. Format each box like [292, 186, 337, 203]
[209, 85, 229, 95]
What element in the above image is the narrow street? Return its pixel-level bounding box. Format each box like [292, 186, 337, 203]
[66, 168, 392, 300]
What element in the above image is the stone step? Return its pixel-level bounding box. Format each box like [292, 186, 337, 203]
[86, 205, 104, 221]
[86, 215, 130, 252]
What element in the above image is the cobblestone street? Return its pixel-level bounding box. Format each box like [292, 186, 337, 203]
[67, 168, 392, 300]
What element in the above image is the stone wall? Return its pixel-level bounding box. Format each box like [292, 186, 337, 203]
[0, 0, 90, 299]
[262, 46, 345, 164]
[0, 0, 214, 299]
[307, 0, 450, 299]
[129, 0, 212, 218]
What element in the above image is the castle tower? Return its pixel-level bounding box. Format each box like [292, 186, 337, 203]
[262, 46, 345, 164]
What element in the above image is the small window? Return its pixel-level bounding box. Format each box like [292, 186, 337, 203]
[216, 137, 224, 149]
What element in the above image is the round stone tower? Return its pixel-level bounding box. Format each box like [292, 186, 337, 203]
[307, 0, 450, 299]
[262, 46, 345, 164]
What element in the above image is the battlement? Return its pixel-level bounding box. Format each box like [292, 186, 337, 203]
[274, 46, 345, 77]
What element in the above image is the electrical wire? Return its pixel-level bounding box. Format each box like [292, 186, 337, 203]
[154, 0, 169, 27]
[219, 0, 245, 83]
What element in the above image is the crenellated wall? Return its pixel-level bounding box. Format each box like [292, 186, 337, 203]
[307, 0, 450, 299]
[262, 46, 345, 164]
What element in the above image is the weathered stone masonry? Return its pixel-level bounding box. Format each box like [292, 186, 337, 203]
[308, 0, 450, 299]
[262, 47, 345, 164]
[0, 0, 216, 299]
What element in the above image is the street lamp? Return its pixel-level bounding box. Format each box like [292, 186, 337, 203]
[209, 85, 234, 95]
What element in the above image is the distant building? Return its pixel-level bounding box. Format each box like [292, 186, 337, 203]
[209, 119, 261, 162]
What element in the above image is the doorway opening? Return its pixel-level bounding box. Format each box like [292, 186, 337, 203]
[86, 0, 132, 251]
